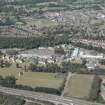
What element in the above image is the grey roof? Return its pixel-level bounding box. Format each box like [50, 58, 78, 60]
[19, 48, 55, 58]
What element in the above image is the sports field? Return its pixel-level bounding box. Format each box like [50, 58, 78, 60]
[0, 67, 64, 89]
[64, 74, 95, 99]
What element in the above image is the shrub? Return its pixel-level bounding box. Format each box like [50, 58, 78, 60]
[89, 75, 101, 101]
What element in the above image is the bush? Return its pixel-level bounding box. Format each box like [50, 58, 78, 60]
[0, 93, 25, 105]
[35, 87, 61, 95]
[0, 75, 16, 88]
[89, 75, 101, 101]
[3, 76, 16, 88]
[54, 47, 65, 54]
[15, 85, 34, 91]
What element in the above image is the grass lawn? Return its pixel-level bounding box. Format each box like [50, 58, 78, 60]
[26, 18, 58, 28]
[64, 74, 95, 99]
[0, 66, 64, 89]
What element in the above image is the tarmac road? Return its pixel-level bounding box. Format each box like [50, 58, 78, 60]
[0, 86, 84, 105]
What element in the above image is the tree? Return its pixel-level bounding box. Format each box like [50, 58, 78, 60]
[16, 63, 20, 68]
[5, 61, 11, 67]
[28, 63, 37, 71]
[0, 76, 3, 85]
[0, 60, 4, 68]
[99, 59, 105, 65]
[54, 46, 65, 54]
[3, 76, 16, 87]
[82, 59, 87, 65]
[5, 17, 15, 25]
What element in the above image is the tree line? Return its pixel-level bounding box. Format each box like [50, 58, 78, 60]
[89, 75, 101, 101]
[0, 34, 70, 49]
[20, 61, 87, 74]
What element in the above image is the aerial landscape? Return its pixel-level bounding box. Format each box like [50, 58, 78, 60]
[1, 0, 105, 105]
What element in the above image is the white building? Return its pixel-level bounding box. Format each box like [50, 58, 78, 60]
[79, 51, 104, 60]
[86, 60, 98, 71]
[71, 48, 79, 59]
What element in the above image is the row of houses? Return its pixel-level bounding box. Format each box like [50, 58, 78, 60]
[1, 46, 105, 70]
[0, 48, 66, 65]
[72, 38, 105, 49]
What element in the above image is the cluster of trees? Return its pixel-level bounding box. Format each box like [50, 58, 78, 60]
[0, 34, 70, 48]
[0, 17, 15, 26]
[15, 85, 61, 95]
[0, 0, 105, 48]
[54, 46, 65, 54]
[1, 20, 105, 49]
[0, 76, 16, 88]
[3, 0, 57, 5]
[89, 75, 101, 101]
[39, 22, 105, 41]
[99, 59, 105, 65]
[0, 0, 62, 13]
[26, 61, 87, 74]
[0, 11, 105, 49]
[0, 93, 25, 105]
[0, 59, 11, 68]
[35, 87, 61, 95]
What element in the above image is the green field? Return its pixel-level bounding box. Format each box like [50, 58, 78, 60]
[26, 18, 58, 28]
[64, 74, 95, 99]
[0, 67, 64, 89]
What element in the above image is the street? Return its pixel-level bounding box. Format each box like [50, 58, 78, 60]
[0, 86, 84, 105]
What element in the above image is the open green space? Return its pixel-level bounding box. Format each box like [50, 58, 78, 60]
[64, 74, 95, 99]
[26, 18, 58, 28]
[0, 67, 64, 89]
